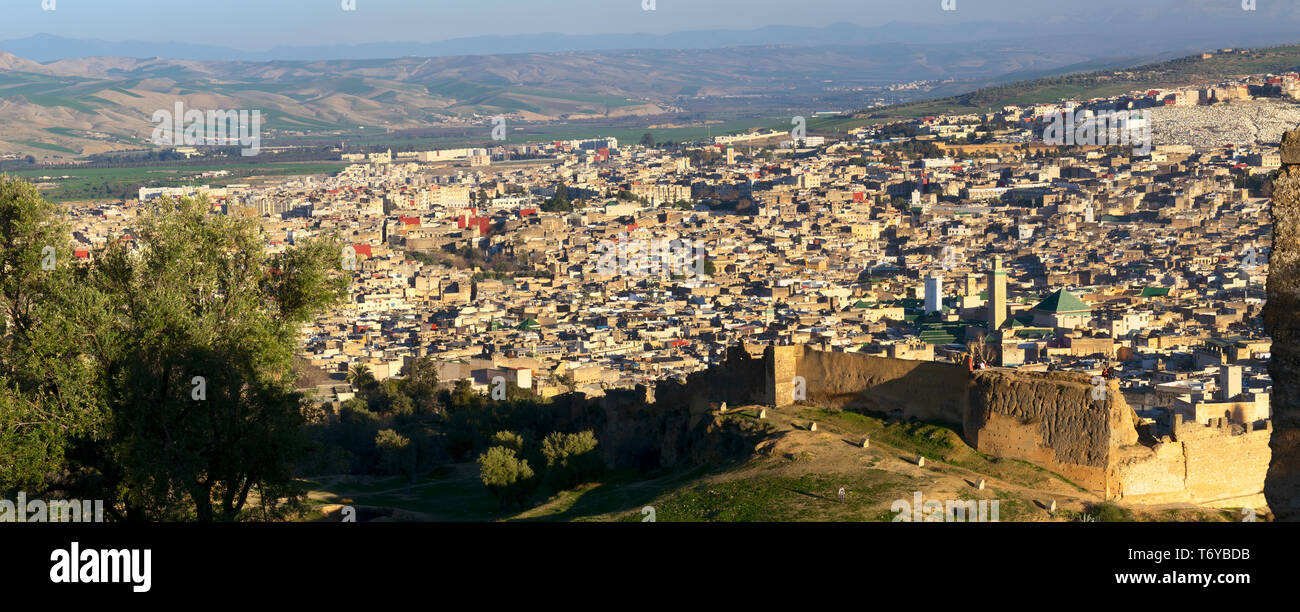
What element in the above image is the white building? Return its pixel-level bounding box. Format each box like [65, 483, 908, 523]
[925, 275, 944, 314]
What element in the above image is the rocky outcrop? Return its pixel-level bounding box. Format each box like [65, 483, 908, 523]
[1266, 129, 1300, 520]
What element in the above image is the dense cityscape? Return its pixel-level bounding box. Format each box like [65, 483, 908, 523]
[6, 0, 1300, 598]
[79, 71, 1286, 440]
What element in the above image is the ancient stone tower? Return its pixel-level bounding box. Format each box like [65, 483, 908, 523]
[1266, 129, 1300, 520]
[987, 255, 1007, 331]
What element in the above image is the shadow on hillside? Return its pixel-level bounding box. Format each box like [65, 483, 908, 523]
[785, 488, 832, 502]
[511, 465, 712, 522]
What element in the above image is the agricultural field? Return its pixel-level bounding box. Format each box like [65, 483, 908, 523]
[4, 161, 347, 202]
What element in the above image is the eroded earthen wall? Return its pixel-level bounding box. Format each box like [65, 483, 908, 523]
[584, 343, 1270, 507]
[965, 370, 1135, 492]
[1266, 129, 1300, 519]
[1184, 430, 1271, 507]
[1114, 428, 1271, 508]
[776, 347, 1269, 504]
[787, 344, 969, 422]
[1113, 443, 1190, 504]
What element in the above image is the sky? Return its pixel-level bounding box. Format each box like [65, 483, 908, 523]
[6, 0, 1299, 50]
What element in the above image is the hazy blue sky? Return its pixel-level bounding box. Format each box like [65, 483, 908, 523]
[6, 0, 1298, 49]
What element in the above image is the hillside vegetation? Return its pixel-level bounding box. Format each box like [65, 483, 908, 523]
[303, 402, 1245, 523]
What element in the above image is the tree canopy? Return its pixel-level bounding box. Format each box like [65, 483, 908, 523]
[0, 176, 349, 521]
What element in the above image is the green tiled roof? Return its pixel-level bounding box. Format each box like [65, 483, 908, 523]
[1033, 289, 1090, 314]
[1139, 287, 1170, 298]
[919, 333, 957, 345]
[1014, 329, 1052, 339]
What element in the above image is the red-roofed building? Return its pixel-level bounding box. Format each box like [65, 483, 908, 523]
[352, 244, 373, 257]
[459, 215, 490, 235]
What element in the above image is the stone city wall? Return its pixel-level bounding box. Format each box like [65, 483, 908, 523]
[752, 345, 1268, 506]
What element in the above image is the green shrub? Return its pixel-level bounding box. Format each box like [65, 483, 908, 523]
[375, 429, 416, 481]
[1085, 501, 1135, 522]
[478, 446, 535, 509]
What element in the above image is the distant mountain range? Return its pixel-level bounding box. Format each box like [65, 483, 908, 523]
[4, 13, 1300, 161]
[6, 15, 1300, 63]
[0, 36, 1158, 161]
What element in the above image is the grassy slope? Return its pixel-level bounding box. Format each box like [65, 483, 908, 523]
[299, 403, 1246, 523]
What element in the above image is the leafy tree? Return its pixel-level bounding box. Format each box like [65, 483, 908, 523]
[640, 132, 656, 148]
[477, 446, 534, 509]
[540, 182, 572, 212]
[0, 177, 100, 494]
[375, 381, 414, 416]
[400, 356, 441, 414]
[0, 180, 350, 521]
[375, 429, 417, 481]
[490, 430, 525, 454]
[539, 431, 603, 490]
[449, 379, 483, 412]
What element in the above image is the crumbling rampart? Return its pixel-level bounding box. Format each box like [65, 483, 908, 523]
[756, 344, 1268, 507]
[556, 342, 1268, 508]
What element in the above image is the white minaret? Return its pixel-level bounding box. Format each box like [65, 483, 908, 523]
[925, 275, 944, 314]
[1084, 205, 1095, 223]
